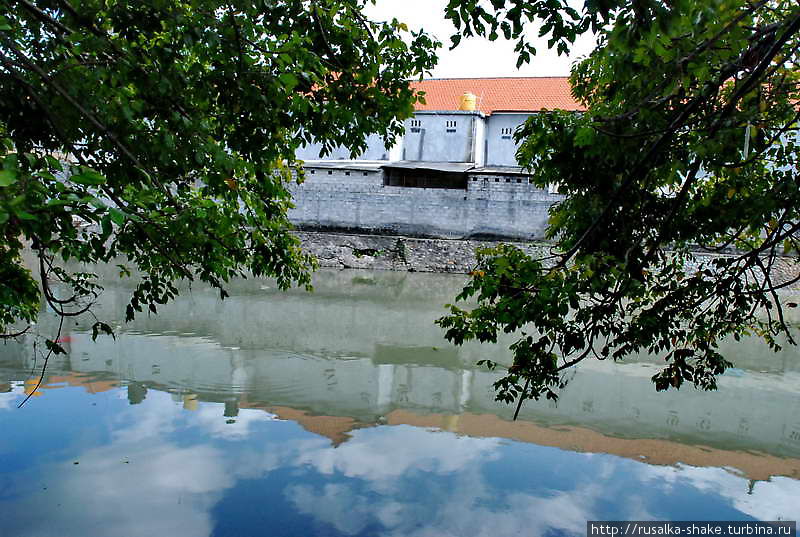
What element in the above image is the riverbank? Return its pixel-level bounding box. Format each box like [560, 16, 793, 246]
[295, 230, 551, 273]
[296, 231, 800, 291]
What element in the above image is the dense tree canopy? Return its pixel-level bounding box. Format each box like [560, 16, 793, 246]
[0, 0, 437, 348]
[438, 0, 800, 412]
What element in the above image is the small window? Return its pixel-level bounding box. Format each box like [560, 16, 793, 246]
[516, 178, 522, 184]
[410, 119, 421, 128]
[505, 178, 511, 183]
[328, 170, 333, 175]
[310, 170, 315, 174]
[495, 178, 499, 182]
[345, 171, 350, 176]
[363, 172, 368, 176]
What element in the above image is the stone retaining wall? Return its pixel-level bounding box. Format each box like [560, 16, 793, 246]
[296, 231, 800, 291]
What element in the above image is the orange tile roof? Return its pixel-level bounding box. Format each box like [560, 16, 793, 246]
[386, 410, 800, 481]
[44, 373, 119, 394]
[409, 77, 584, 114]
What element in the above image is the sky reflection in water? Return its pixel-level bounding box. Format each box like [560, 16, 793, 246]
[1, 269, 799, 537]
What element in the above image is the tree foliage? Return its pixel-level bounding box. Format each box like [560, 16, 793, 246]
[0, 0, 438, 345]
[439, 0, 800, 411]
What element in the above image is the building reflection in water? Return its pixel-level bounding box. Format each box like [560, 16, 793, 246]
[1, 269, 799, 536]
[2, 269, 798, 484]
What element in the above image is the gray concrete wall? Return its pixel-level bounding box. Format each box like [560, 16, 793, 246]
[296, 133, 398, 161]
[473, 115, 487, 166]
[485, 113, 532, 167]
[401, 112, 483, 163]
[295, 111, 537, 166]
[287, 167, 561, 240]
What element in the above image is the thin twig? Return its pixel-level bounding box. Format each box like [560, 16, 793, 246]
[17, 315, 64, 409]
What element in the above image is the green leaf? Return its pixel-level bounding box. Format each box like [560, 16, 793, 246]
[109, 207, 127, 226]
[279, 73, 299, 91]
[0, 169, 18, 187]
[45, 155, 63, 171]
[574, 127, 594, 147]
[14, 209, 37, 220]
[70, 169, 106, 186]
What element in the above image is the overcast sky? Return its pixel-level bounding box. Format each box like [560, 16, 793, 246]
[364, 0, 597, 79]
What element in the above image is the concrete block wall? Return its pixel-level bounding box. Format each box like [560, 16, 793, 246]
[287, 167, 562, 240]
[298, 168, 384, 191]
[467, 174, 556, 202]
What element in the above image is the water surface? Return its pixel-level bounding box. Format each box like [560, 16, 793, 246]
[1, 269, 799, 537]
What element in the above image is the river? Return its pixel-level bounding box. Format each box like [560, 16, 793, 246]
[1, 269, 799, 536]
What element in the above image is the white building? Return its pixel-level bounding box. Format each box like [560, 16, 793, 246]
[291, 77, 583, 240]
